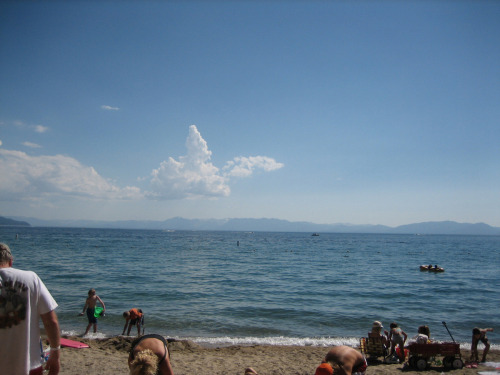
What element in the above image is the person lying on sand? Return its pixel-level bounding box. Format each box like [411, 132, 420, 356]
[315, 346, 367, 375]
[128, 334, 174, 375]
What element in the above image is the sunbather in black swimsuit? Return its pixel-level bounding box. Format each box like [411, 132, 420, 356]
[129, 334, 169, 374]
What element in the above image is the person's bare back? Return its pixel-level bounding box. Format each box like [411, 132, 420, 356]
[322, 345, 367, 375]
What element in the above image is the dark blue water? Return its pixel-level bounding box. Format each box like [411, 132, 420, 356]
[1, 227, 498, 348]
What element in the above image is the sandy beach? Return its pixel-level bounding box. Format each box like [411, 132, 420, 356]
[54, 336, 500, 375]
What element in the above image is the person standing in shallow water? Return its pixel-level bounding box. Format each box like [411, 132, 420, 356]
[79, 288, 106, 335]
[123, 308, 144, 336]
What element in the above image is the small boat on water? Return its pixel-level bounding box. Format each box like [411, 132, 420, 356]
[312, 233, 320, 237]
[420, 264, 445, 272]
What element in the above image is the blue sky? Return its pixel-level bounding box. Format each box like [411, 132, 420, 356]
[1, 1, 499, 227]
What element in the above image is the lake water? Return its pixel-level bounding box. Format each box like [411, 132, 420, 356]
[1, 227, 498, 348]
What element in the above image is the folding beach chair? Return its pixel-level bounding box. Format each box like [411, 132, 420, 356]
[360, 336, 388, 363]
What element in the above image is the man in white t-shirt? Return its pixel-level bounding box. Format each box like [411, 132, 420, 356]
[0, 243, 60, 375]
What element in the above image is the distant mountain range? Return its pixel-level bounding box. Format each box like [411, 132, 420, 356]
[2, 215, 500, 235]
[0, 216, 30, 227]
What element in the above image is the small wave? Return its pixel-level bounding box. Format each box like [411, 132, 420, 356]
[179, 336, 500, 351]
[175, 336, 361, 348]
[61, 330, 108, 339]
[60, 331, 500, 352]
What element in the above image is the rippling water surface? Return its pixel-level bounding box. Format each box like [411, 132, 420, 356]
[1, 227, 498, 347]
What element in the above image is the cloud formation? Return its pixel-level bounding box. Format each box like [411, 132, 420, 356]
[0, 124, 283, 203]
[101, 105, 120, 111]
[34, 125, 49, 133]
[148, 125, 284, 200]
[149, 125, 230, 199]
[223, 156, 284, 177]
[9, 120, 49, 133]
[22, 141, 42, 149]
[0, 149, 142, 201]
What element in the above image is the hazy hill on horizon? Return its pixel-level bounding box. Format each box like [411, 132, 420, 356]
[3, 215, 500, 235]
[0, 216, 30, 227]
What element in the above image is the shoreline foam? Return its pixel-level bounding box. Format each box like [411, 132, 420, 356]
[62, 330, 500, 350]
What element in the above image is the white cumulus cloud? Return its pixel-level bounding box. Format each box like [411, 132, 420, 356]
[0, 149, 142, 201]
[0, 124, 283, 203]
[149, 125, 230, 199]
[148, 125, 284, 200]
[223, 156, 284, 177]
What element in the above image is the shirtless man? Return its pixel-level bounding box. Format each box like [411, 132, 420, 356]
[79, 288, 105, 335]
[315, 346, 367, 375]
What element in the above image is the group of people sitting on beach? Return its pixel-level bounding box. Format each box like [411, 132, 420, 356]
[368, 320, 494, 365]
[368, 320, 412, 363]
